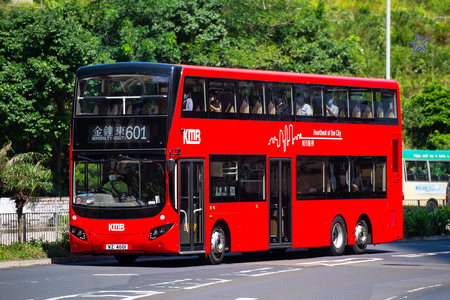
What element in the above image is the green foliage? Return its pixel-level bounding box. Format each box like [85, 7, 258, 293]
[403, 206, 450, 237]
[40, 231, 71, 258]
[0, 242, 47, 261]
[402, 84, 450, 150]
[0, 0, 111, 195]
[0, 231, 71, 261]
[0, 0, 449, 191]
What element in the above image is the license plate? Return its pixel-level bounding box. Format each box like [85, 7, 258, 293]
[105, 244, 129, 250]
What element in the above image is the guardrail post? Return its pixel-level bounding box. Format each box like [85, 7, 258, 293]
[55, 212, 59, 240]
[22, 214, 27, 243]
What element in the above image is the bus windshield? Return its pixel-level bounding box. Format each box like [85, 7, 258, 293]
[73, 160, 165, 208]
[76, 74, 169, 116]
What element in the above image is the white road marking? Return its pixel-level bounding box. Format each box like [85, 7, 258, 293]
[183, 278, 232, 290]
[245, 268, 302, 277]
[235, 298, 258, 300]
[236, 267, 272, 274]
[93, 274, 139, 276]
[392, 251, 450, 258]
[147, 279, 192, 286]
[45, 290, 163, 300]
[407, 284, 443, 293]
[296, 257, 383, 267]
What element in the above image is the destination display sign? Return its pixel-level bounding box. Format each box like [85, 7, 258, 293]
[73, 118, 166, 150]
[88, 124, 150, 143]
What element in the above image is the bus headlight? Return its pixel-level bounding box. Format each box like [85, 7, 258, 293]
[70, 225, 87, 241]
[149, 224, 174, 241]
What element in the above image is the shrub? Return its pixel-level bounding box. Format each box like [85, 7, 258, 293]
[403, 206, 450, 237]
[0, 242, 47, 261]
[41, 231, 71, 258]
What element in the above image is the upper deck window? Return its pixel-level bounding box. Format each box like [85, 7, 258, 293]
[76, 74, 169, 116]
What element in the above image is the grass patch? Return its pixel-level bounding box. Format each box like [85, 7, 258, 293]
[0, 231, 71, 262]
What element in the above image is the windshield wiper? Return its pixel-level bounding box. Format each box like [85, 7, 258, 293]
[119, 154, 141, 161]
[76, 154, 106, 162]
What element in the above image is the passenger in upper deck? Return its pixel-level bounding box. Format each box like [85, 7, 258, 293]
[275, 93, 288, 116]
[209, 92, 221, 112]
[326, 98, 339, 117]
[295, 93, 312, 116]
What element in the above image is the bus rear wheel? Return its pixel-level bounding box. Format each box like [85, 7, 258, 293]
[349, 219, 368, 254]
[330, 216, 346, 256]
[205, 225, 226, 265]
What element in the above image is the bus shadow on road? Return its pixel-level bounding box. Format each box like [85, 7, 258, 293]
[65, 246, 396, 268]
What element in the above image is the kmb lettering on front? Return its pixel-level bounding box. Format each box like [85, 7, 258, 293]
[183, 129, 201, 144]
[109, 223, 125, 231]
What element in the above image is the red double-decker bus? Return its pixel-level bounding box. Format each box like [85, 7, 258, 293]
[70, 62, 402, 264]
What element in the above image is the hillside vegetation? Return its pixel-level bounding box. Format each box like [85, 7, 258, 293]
[0, 0, 449, 194]
[322, 0, 450, 99]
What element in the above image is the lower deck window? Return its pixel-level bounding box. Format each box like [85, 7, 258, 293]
[210, 155, 265, 202]
[296, 155, 387, 200]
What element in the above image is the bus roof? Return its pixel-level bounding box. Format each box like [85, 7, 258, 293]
[76, 62, 399, 90]
[403, 150, 450, 160]
[180, 64, 399, 90]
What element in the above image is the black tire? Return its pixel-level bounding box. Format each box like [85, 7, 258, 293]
[426, 199, 437, 211]
[330, 216, 346, 256]
[114, 253, 139, 264]
[349, 219, 368, 255]
[205, 225, 226, 265]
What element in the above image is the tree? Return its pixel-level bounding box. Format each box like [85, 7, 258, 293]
[402, 84, 450, 150]
[0, 142, 53, 243]
[0, 0, 111, 194]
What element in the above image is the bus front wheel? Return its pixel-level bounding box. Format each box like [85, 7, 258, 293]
[205, 225, 226, 265]
[330, 216, 346, 256]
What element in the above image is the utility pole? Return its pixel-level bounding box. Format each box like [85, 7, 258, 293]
[386, 0, 391, 80]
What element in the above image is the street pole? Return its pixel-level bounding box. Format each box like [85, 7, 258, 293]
[386, 0, 390, 80]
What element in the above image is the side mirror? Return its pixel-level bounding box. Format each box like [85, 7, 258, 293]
[166, 158, 175, 173]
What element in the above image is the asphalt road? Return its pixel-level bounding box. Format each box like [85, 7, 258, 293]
[1, 239, 450, 300]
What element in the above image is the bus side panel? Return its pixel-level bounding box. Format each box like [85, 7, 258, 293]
[206, 202, 269, 253]
[291, 199, 393, 249]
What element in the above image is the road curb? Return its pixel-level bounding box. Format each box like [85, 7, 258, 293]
[399, 235, 450, 242]
[0, 255, 114, 269]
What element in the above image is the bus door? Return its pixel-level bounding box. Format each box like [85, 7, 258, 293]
[179, 160, 205, 253]
[269, 158, 292, 247]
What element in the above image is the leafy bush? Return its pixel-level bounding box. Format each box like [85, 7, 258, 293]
[404, 206, 450, 237]
[0, 231, 71, 262]
[0, 242, 47, 261]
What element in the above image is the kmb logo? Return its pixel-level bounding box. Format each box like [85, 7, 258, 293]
[109, 223, 125, 231]
[183, 129, 201, 144]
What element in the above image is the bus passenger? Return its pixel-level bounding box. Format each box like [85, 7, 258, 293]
[295, 94, 312, 116]
[326, 98, 338, 117]
[182, 91, 193, 111]
[209, 93, 221, 112]
[103, 170, 128, 197]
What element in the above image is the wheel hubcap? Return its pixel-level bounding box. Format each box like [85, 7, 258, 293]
[332, 223, 344, 248]
[211, 228, 225, 255]
[355, 223, 368, 247]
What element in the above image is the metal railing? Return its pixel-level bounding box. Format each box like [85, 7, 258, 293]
[1, 211, 69, 245]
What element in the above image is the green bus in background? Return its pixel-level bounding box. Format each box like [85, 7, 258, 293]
[403, 150, 450, 209]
